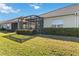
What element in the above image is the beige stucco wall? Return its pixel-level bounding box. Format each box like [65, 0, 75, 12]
[43, 15, 78, 28]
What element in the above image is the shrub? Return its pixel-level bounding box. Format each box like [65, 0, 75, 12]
[0, 28, 14, 32]
[42, 28, 79, 37]
[0, 28, 6, 31]
[16, 29, 36, 35]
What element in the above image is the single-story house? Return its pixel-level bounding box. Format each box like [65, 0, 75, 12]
[0, 4, 79, 32]
[40, 4, 79, 28]
[0, 15, 43, 33]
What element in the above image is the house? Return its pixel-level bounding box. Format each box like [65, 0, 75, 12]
[40, 4, 79, 28]
[0, 15, 43, 33]
[0, 4, 79, 32]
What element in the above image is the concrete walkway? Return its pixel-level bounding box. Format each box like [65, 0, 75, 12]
[39, 34, 79, 42]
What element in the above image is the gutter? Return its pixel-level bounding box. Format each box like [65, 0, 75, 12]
[43, 13, 75, 19]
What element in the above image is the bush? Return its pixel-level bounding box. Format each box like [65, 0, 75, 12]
[0, 28, 14, 32]
[42, 28, 79, 37]
[16, 29, 36, 35]
[0, 28, 6, 31]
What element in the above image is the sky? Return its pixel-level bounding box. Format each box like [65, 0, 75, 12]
[0, 3, 72, 21]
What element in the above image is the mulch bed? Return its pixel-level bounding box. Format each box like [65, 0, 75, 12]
[3, 35, 35, 43]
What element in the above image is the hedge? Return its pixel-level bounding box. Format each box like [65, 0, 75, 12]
[16, 29, 36, 35]
[0, 28, 14, 32]
[42, 28, 79, 37]
[0, 28, 6, 31]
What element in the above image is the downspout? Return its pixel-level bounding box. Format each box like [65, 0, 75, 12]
[75, 12, 78, 28]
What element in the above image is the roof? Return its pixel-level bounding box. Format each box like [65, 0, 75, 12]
[0, 15, 42, 24]
[40, 4, 79, 18]
[0, 17, 21, 24]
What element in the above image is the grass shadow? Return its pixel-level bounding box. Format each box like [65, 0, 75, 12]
[38, 34, 79, 43]
[3, 34, 37, 43]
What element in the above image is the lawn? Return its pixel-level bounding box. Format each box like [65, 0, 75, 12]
[0, 32, 79, 56]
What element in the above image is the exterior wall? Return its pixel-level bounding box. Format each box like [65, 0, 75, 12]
[0, 24, 2, 29]
[43, 15, 78, 28]
[1, 23, 12, 30]
[76, 14, 79, 28]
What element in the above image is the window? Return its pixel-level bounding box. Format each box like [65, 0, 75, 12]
[57, 24, 63, 28]
[52, 20, 63, 28]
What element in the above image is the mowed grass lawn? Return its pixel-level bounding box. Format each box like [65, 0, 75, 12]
[0, 32, 79, 56]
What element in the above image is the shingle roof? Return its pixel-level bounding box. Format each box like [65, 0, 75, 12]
[0, 15, 41, 24]
[40, 4, 79, 18]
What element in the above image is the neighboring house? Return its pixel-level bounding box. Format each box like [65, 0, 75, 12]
[0, 4, 79, 32]
[0, 15, 43, 33]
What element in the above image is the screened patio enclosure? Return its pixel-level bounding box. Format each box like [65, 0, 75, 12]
[17, 15, 43, 33]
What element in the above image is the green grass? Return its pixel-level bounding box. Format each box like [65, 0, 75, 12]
[0, 32, 79, 56]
